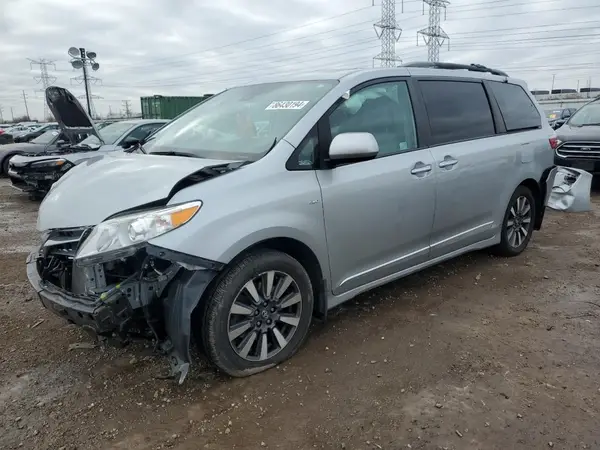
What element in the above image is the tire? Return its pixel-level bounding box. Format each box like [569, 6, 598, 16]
[200, 249, 314, 377]
[1, 156, 11, 176]
[492, 185, 536, 257]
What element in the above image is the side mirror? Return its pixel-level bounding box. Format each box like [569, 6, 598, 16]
[56, 140, 67, 146]
[328, 132, 379, 163]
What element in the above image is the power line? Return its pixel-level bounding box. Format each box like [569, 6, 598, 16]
[108, 0, 592, 72]
[101, 30, 600, 89]
[110, 4, 378, 69]
[417, 0, 449, 62]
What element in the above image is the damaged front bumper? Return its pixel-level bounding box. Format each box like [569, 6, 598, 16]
[8, 160, 72, 194]
[27, 231, 222, 384]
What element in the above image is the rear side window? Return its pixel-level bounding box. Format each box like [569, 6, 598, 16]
[419, 80, 495, 146]
[489, 82, 541, 132]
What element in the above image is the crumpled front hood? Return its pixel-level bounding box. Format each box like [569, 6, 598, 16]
[38, 153, 238, 231]
[556, 124, 600, 142]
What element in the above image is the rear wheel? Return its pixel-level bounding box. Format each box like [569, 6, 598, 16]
[492, 185, 536, 257]
[200, 249, 314, 377]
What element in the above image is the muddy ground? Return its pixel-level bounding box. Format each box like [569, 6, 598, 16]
[1, 177, 599, 450]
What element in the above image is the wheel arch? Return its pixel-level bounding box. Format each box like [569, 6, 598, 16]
[202, 237, 328, 321]
[0, 151, 20, 174]
[518, 177, 544, 230]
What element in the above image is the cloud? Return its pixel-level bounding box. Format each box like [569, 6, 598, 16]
[0, 0, 598, 120]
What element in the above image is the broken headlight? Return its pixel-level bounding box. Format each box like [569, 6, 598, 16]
[74, 201, 202, 265]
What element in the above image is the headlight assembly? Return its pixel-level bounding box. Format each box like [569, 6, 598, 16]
[75, 201, 202, 264]
[30, 159, 72, 171]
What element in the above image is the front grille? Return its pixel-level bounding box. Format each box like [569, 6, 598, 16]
[40, 227, 88, 291]
[556, 141, 600, 159]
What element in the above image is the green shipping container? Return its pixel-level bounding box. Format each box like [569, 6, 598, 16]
[140, 94, 213, 120]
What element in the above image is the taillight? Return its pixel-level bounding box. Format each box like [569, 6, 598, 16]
[549, 136, 559, 150]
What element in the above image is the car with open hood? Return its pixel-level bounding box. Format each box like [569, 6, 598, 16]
[8, 87, 167, 197]
[554, 98, 600, 176]
[29, 64, 557, 383]
[0, 128, 86, 177]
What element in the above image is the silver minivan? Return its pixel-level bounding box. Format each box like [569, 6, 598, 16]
[28, 64, 557, 382]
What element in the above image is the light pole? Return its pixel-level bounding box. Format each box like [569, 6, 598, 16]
[68, 47, 100, 116]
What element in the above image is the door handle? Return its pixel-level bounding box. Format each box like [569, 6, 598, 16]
[410, 163, 432, 175]
[438, 157, 458, 169]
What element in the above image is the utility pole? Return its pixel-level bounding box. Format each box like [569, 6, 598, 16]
[22, 91, 30, 120]
[122, 100, 132, 118]
[551, 74, 556, 93]
[417, 0, 450, 63]
[10, 107, 15, 121]
[108, 105, 113, 118]
[373, 0, 403, 67]
[68, 47, 101, 116]
[0, 105, 4, 123]
[28, 58, 57, 120]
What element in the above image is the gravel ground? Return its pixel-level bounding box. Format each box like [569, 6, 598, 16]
[1, 177, 599, 450]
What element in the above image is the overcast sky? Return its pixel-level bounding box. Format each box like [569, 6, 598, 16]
[1, 0, 598, 121]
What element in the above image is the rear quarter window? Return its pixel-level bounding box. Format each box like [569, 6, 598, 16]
[489, 82, 541, 132]
[419, 80, 496, 146]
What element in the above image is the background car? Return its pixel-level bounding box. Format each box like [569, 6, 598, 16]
[0, 129, 87, 176]
[546, 108, 578, 129]
[554, 98, 600, 177]
[13, 123, 59, 143]
[8, 87, 168, 196]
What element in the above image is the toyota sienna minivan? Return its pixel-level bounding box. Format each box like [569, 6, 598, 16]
[28, 63, 557, 383]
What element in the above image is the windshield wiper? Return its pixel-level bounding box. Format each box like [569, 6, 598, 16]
[149, 151, 201, 158]
[581, 123, 600, 126]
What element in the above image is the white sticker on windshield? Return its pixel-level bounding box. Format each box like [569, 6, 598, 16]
[51, 131, 59, 135]
[265, 101, 309, 110]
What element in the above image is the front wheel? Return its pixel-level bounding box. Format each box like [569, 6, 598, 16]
[1, 156, 11, 176]
[200, 249, 314, 377]
[492, 185, 536, 257]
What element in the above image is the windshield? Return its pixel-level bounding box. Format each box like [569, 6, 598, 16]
[568, 102, 600, 126]
[144, 80, 338, 161]
[30, 130, 60, 145]
[77, 121, 134, 147]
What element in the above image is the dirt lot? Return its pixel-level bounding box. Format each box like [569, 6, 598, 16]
[1, 177, 599, 450]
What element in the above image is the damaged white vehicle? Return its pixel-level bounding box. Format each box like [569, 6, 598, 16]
[29, 66, 557, 383]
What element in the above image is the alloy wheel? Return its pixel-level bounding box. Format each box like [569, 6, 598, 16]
[227, 271, 302, 362]
[507, 195, 532, 248]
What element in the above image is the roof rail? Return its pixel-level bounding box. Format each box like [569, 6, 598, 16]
[402, 61, 508, 77]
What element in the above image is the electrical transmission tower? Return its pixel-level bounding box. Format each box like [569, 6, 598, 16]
[417, 0, 450, 63]
[28, 58, 57, 120]
[122, 100, 132, 118]
[373, 0, 403, 67]
[22, 91, 30, 120]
